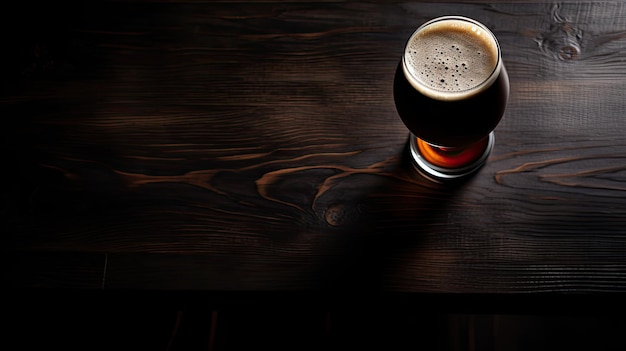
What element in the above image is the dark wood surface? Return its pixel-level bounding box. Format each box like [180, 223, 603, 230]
[2, 0, 626, 307]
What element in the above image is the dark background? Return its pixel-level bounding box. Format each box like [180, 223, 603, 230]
[3, 1, 626, 349]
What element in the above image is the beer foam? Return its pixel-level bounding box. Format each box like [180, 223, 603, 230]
[403, 17, 500, 100]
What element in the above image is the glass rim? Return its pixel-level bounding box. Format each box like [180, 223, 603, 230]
[402, 15, 502, 101]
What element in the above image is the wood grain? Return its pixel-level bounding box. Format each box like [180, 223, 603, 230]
[2, 1, 626, 297]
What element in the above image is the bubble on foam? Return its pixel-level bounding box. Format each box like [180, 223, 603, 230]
[404, 19, 499, 96]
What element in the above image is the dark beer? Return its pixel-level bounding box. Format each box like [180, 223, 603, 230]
[394, 17, 509, 148]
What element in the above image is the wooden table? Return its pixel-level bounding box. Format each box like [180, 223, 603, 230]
[2, 0, 626, 312]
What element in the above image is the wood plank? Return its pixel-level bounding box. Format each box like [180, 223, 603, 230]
[2, 2, 626, 294]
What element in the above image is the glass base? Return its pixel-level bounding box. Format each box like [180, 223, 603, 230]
[408, 132, 494, 182]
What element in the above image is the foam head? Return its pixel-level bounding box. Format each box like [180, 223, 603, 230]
[402, 16, 501, 101]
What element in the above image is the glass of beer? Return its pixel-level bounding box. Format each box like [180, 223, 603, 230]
[393, 16, 509, 181]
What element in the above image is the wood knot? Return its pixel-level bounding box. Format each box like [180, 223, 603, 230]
[558, 44, 580, 61]
[324, 203, 346, 227]
[536, 7, 583, 62]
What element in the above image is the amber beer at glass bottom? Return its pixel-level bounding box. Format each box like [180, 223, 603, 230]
[393, 16, 509, 181]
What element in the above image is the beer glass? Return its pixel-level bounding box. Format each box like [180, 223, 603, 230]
[393, 16, 509, 181]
